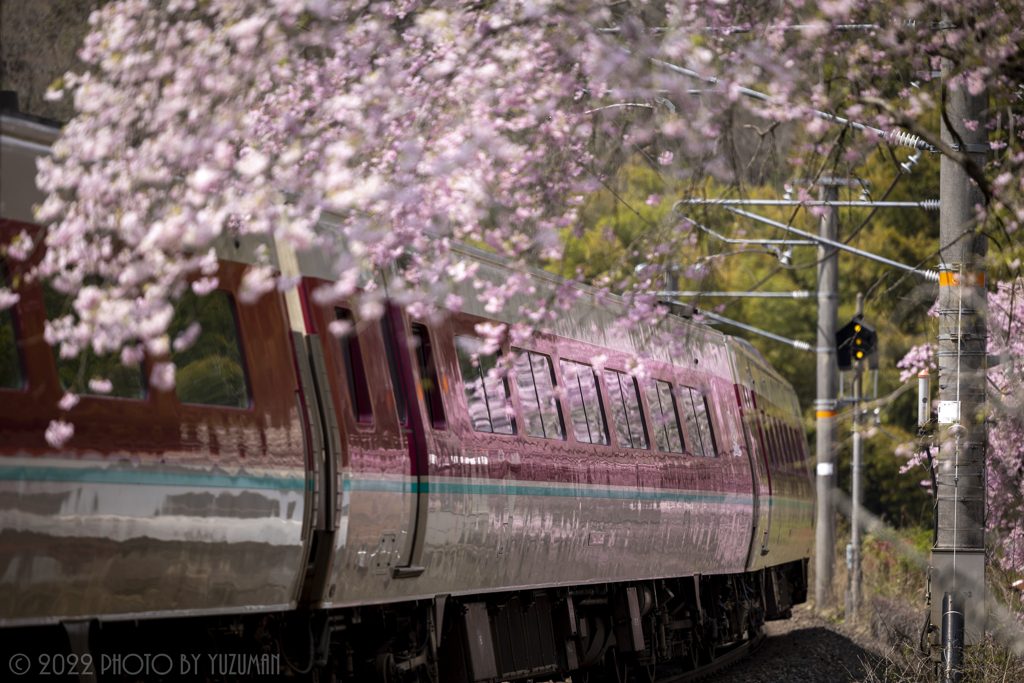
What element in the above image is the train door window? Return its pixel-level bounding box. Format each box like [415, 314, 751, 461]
[335, 309, 374, 424]
[455, 335, 514, 435]
[169, 289, 250, 408]
[604, 369, 648, 449]
[0, 265, 23, 390]
[644, 379, 684, 454]
[43, 282, 146, 399]
[380, 311, 408, 425]
[677, 386, 714, 457]
[560, 360, 608, 445]
[411, 323, 446, 430]
[512, 349, 564, 440]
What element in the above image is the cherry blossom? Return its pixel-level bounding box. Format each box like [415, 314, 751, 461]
[6, 0, 1023, 573]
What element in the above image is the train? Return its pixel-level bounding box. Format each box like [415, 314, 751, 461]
[1, 102, 814, 682]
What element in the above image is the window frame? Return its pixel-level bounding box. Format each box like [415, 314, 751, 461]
[42, 280, 150, 402]
[685, 387, 718, 458]
[335, 308, 375, 425]
[603, 368, 649, 450]
[411, 322, 447, 430]
[559, 358, 610, 446]
[380, 310, 409, 426]
[0, 260, 26, 392]
[169, 288, 252, 410]
[511, 348, 565, 441]
[644, 378, 685, 454]
[454, 334, 516, 436]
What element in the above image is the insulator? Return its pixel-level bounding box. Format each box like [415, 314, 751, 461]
[919, 199, 940, 211]
[886, 129, 923, 150]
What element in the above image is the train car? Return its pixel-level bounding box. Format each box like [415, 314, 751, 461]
[1, 102, 813, 682]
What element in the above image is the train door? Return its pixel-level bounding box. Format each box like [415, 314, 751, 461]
[380, 302, 429, 577]
[739, 358, 774, 563]
[292, 275, 429, 604]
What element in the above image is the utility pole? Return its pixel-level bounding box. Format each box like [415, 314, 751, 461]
[930, 73, 988, 652]
[847, 293, 864, 622]
[815, 181, 839, 610]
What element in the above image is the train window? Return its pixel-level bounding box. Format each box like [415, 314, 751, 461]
[380, 310, 409, 425]
[560, 360, 608, 445]
[759, 412, 776, 465]
[604, 369, 648, 449]
[765, 417, 777, 465]
[169, 289, 250, 408]
[778, 420, 789, 466]
[782, 421, 798, 471]
[769, 418, 782, 466]
[791, 427, 804, 462]
[412, 323, 446, 430]
[512, 349, 564, 440]
[335, 309, 374, 424]
[792, 426, 802, 465]
[644, 379, 684, 454]
[779, 421, 790, 466]
[43, 283, 146, 399]
[0, 265, 23, 390]
[678, 386, 716, 457]
[455, 335, 514, 435]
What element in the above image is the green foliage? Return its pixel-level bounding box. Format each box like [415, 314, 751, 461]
[0, 302, 22, 390]
[169, 289, 249, 409]
[561, 158, 681, 282]
[562, 141, 944, 526]
[43, 283, 145, 399]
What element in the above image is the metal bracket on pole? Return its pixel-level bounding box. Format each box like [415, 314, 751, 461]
[722, 207, 940, 281]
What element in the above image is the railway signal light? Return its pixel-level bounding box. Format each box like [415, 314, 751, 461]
[836, 315, 877, 370]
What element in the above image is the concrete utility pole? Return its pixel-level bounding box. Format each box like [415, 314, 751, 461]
[931, 75, 989, 649]
[815, 182, 839, 610]
[846, 293, 864, 622]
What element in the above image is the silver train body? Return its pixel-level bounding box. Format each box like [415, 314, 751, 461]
[1, 109, 814, 681]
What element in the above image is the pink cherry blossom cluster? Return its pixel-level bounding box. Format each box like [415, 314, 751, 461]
[2, 0, 1022, 483]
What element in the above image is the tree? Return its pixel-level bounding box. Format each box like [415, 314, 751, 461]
[1, 1, 1023, 574]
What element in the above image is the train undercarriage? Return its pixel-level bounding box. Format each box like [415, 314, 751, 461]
[2, 560, 805, 683]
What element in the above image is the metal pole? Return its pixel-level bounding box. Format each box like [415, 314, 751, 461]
[942, 592, 965, 683]
[930, 68, 988, 648]
[815, 183, 839, 611]
[849, 293, 864, 622]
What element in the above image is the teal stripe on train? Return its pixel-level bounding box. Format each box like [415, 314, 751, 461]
[344, 478, 758, 506]
[0, 467, 811, 508]
[0, 466, 308, 490]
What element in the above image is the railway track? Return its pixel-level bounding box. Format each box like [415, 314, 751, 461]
[659, 628, 766, 683]
[565, 628, 767, 683]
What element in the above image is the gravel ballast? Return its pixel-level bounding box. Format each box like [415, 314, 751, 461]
[704, 604, 883, 683]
